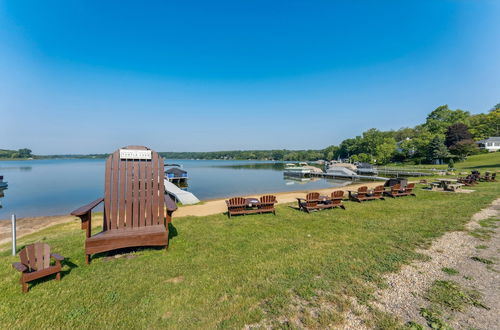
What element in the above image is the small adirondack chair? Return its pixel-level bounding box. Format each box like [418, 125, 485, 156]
[71, 146, 178, 264]
[490, 173, 497, 182]
[12, 243, 64, 293]
[329, 190, 346, 209]
[349, 186, 368, 202]
[384, 183, 403, 198]
[258, 195, 277, 215]
[400, 183, 416, 196]
[297, 192, 321, 213]
[226, 197, 248, 218]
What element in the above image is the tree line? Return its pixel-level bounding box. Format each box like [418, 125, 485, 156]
[162, 103, 499, 164]
[3, 104, 498, 164]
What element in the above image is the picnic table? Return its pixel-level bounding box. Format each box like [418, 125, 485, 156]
[430, 178, 463, 192]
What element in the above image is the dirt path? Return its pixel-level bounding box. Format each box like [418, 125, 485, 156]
[0, 182, 382, 246]
[347, 198, 500, 329]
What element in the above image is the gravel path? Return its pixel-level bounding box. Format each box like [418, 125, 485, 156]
[369, 198, 500, 329]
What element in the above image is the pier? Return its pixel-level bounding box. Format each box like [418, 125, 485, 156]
[164, 179, 200, 205]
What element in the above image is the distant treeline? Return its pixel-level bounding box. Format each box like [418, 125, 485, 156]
[0, 148, 33, 159]
[161, 103, 500, 165]
[4, 103, 499, 165]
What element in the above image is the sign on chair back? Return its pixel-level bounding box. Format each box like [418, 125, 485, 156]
[71, 146, 177, 264]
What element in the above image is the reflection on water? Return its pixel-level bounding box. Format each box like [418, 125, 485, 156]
[0, 159, 352, 219]
[0, 188, 5, 209]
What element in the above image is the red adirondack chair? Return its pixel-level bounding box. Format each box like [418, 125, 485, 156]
[400, 183, 416, 196]
[297, 192, 321, 213]
[71, 146, 177, 264]
[384, 183, 404, 198]
[258, 195, 277, 215]
[348, 186, 368, 202]
[12, 243, 64, 293]
[226, 197, 249, 218]
[329, 190, 346, 209]
[367, 185, 386, 200]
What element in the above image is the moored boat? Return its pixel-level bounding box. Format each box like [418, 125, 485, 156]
[0, 175, 7, 189]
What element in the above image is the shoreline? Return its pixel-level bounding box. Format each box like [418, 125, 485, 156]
[0, 181, 383, 246]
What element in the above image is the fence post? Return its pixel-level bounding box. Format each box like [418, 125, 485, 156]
[11, 214, 16, 256]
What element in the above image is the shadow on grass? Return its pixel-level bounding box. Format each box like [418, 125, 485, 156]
[28, 257, 78, 291]
[462, 164, 500, 169]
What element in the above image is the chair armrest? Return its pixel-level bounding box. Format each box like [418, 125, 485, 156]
[71, 198, 104, 216]
[12, 262, 27, 273]
[51, 253, 64, 261]
[164, 194, 178, 212]
[296, 198, 306, 202]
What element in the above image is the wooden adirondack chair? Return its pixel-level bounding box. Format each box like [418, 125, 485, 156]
[226, 197, 248, 218]
[71, 146, 178, 264]
[384, 183, 403, 198]
[490, 173, 497, 182]
[12, 243, 64, 293]
[479, 172, 491, 182]
[367, 185, 385, 200]
[329, 190, 346, 209]
[348, 186, 368, 202]
[400, 183, 416, 196]
[297, 192, 320, 213]
[258, 195, 277, 215]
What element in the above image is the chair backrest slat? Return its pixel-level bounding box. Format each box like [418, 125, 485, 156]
[158, 160, 165, 224]
[306, 192, 320, 207]
[118, 158, 127, 228]
[103, 146, 165, 230]
[19, 243, 51, 271]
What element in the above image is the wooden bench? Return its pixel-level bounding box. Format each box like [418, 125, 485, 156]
[12, 243, 64, 293]
[71, 146, 177, 264]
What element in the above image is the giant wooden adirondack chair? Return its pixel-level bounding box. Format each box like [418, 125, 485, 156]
[71, 146, 177, 264]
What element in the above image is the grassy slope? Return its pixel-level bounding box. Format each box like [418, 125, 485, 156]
[0, 179, 498, 328]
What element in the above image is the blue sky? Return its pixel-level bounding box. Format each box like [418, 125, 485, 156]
[1, 0, 499, 154]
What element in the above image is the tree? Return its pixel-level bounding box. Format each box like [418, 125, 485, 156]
[445, 123, 472, 147]
[424, 105, 470, 135]
[448, 158, 455, 170]
[374, 138, 396, 164]
[428, 136, 450, 164]
[449, 139, 478, 160]
[469, 108, 500, 140]
[17, 148, 32, 158]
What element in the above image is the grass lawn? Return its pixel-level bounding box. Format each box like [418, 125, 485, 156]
[0, 177, 498, 329]
[387, 151, 500, 172]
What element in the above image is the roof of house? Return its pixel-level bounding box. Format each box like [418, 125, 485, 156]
[165, 167, 187, 175]
[476, 136, 500, 144]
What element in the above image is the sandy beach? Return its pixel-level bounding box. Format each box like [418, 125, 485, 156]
[0, 181, 382, 246]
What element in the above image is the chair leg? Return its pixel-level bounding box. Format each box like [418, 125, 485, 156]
[85, 254, 91, 265]
[56, 272, 61, 281]
[22, 281, 28, 293]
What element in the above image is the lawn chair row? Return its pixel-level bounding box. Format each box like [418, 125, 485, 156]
[225, 195, 277, 218]
[458, 171, 496, 186]
[297, 184, 415, 213]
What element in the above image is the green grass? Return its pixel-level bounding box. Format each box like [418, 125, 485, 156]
[454, 152, 500, 171]
[425, 280, 487, 311]
[0, 181, 498, 328]
[441, 267, 459, 276]
[388, 152, 500, 172]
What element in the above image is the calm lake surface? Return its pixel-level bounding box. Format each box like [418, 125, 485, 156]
[0, 159, 352, 219]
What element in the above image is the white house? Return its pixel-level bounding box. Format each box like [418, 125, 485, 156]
[476, 137, 500, 152]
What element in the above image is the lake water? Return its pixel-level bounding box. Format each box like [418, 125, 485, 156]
[0, 159, 352, 219]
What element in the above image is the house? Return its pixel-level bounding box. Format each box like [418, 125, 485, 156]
[476, 137, 500, 152]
